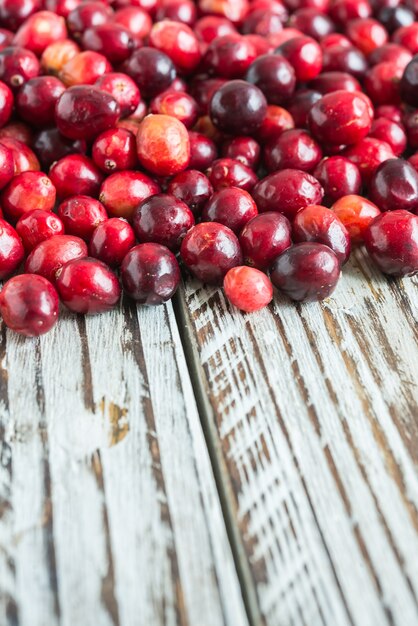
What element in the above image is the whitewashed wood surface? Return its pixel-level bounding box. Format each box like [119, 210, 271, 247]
[0, 249, 417, 626]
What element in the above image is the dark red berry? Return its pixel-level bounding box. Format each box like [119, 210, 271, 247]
[0, 46, 40, 90]
[89, 217, 135, 267]
[368, 158, 418, 213]
[188, 131, 218, 170]
[95, 72, 141, 118]
[313, 156, 362, 205]
[2, 172, 56, 223]
[133, 193, 195, 251]
[16, 209, 64, 253]
[121, 47, 176, 99]
[49, 155, 104, 199]
[81, 23, 138, 65]
[293, 204, 351, 264]
[207, 158, 258, 191]
[92, 128, 138, 173]
[245, 54, 296, 104]
[57, 196, 108, 241]
[264, 129, 322, 173]
[202, 187, 258, 233]
[167, 170, 213, 215]
[25, 234, 88, 283]
[239, 212, 292, 270]
[16, 76, 66, 128]
[0, 218, 24, 279]
[209, 80, 267, 135]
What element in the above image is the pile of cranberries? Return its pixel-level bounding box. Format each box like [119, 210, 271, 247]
[0, 0, 417, 336]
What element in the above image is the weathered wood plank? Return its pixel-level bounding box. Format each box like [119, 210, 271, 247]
[178, 248, 418, 626]
[0, 302, 248, 626]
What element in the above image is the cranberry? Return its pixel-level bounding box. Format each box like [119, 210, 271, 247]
[150, 91, 198, 129]
[201, 188, 257, 233]
[288, 9, 336, 40]
[379, 6, 414, 33]
[245, 54, 296, 105]
[67, 2, 113, 39]
[408, 152, 418, 173]
[16, 209, 64, 253]
[0, 274, 58, 336]
[57, 196, 107, 241]
[343, 137, 394, 184]
[368, 158, 418, 213]
[32, 128, 86, 169]
[49, 155, 103, 199]
[393, 23, 418, 54]
[400, 55, 418, 106]
[89, 217, 135, 267]
[181, 222, 242, 284]
[121, 243, 180, 304]
[99, 170, 160, 220]
[56, 257, 120, 314]
[198, 0, 249, 23]
[44, 0, 83, 18]
[364, 62, 402, 105]
[209, 80, 267, 135]
[194, 16, 237, 43]
[331, 194, 381, 242]
[239, 212, 291, 269]
[188, 131, 218, 170]
[329, 0, 371, 24]
[16, 76, 65, 128]
[256, 105, 294, 143]
[287, 89, 322, 128]
[167, 170, 213, 215]
[1, 172, 56, 222]
[310, 71, 361, 94]
[136, 114, 190, 177]
[207, 158, 258, 192]
[270, 242, 340, 301]
[322, 45, 368, 80]
[155, 0, 197, 24]
[92, 128, 137, 173]
[0, 142, 14, 190]
[113, 7, 152, 39]
[0, 137, 40, 175]
[149, 20, 201, 74]
[369, 118, 406, 156]
[41, 38, 80, 75]
[275, 36, 323, 81]
[403, 109, 418, 149]
[364, 210, 418, 276]
[368, 43, 412, 69]
[55, 86, 120, 142]
[0, 0, 42, 31]
[308, 90, 373, 146]
[189, 76, 227, 114]
[293, 204, 351, 264]
[59, 50, 111, 86]
[264, 129, 322, 173]
[0, 122, 35, 145]
[321, 33, 352, 49]
[0, 219, 24, 279]
[25, 234, 88, 283]
[242, 9, 286, 37]
[346, 18, 388, 55]
[223, 266, 273, 312]
[0, 46, 40, 90]
[252, 169, 324, 219]
[222, 137, 260, 169]
[122, 47, 176, 99]
[82, 24, 138, 65]
[204, 34, 257, 78]
[13, 11, 68, 56]
[0, 29, 14, 51]
[313, 156, 362, 204]
[95, 73, 140, 119]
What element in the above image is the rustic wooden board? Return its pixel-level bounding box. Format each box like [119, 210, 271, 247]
[0, 301, 248, 626]
[177, 248, 418, 626]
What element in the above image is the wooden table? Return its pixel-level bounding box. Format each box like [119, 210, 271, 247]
[0, 248, 417, 626]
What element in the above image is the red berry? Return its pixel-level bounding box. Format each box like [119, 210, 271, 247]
[368, 158, 418, 213]
[25, 234, 88, 283]
[0, 137, 40, 175]
[0, 46, 40, 91]
[150, 91, 198, 129]
[149, 19, 201, 74]
[223, 266, 273, 312]
[49, 155, 103, 199]
[121, 47, 176, 99]
[264, 129, 322, 173]
[332, 194, 381, 242]
[95, 72, 141, 118]
[239, 212, 292, 269]
[0, 274, 59, 336]
[342, 137, 395, 183]
[245, 54, 296, 105]
[133, 193, 195, 251]
[202, 187, 258, 233]
[92, 128, 138, 173]
[364, 210, 418, 276]
[99, 170, 160, 220]
[204, 34, 257, 78]
[167, 170, 213, 215]
[16, 76, 65, 128]
[57, 196, 108, 241]
[188, 131, 218, 170]
[82, 23, 139, 65]
[209, 80, 267, 135]
[121, 243, 180, 304]
[0, 142, 14, 189]
[275, 36, 323, 81]
[89, 217, 135, 267]
[0, 218, 24, 279]
[16, 209, 64, 253]
[313, 156, 362, 205]
[136, 114, 190, 177]
[59, 50, 111, 86]
[207, 158, 258, 192]
[2, 172, 56, 222]
[13, 10, 68, 56]
[293, 204, 351, 264]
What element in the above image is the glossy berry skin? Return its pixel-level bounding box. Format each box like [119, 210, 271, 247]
[99, 170, 160, 220]
[1, 172, 56, 222]
[25, 235, 88, 283]
[369, 43, 412, 70]
[343, 137, 395, 184]
[95, 73, 140, 118]
[67, 2, 112, 37]
[275, 36, 323, 81]
[209, 80, 267, 136]
[321, 45, 368, 80]
[313, 156, 362, 205]
[364, 210, 418, 276]
[16, 76, 65, 129]
[121, 243, 180, 304]
[49, 155, 103, 199]
[156, 0, 197, 24]
[121, 47, 176, 99]
[345, 18, 388, 56]
[310, 71, 361, 94]
[270, 242, 340, 302]
[0, 142, 14, 190]
[368, 158, 418, 213]
[56, 257, 120, 314]
[189, 76, 227, 114]
[0, 137, 40, 175]
[0, 0, 42, 31]
[180, 222, 243, 284]
[133, 194, 194, 252]
[204, 34, 257, 78]
[32, 128, 86, 170]
[264, 129, 322, 173]
[245, 54, 296, 105]
[167, 170, 213, 215]
[114, 7, 152, 38]
[81, 23, 138, 65]
[194, 16, 237, 42]
[0, 46, 40, 91]
[223, 266, 273, 312]
[0, 81, 13, 129]
[149, 20, 201, 74]
[364, 62, 402, 105]
[400, 55, 418, 106]
[308, 90, 373, 146]
[0, 122, 32, 146]
[202, 188, 258, 233]
[287, 91, 322, 129]
[0, 219, 24, 279]
[188, 131, 218, 171]
[41, 38, 80, 75]
[55, 86, 120, 142]
[369, 118, 406, 156]
[150, 91, 198, 129]
[239, 212, 292, 270]
[59, 50, 111, 86]
[293, 205, 351, 264]
[222, 137, 260, 169]
[0, 274, 59, 337]
[207, 158, 258, 192]
[89, 217, 135, 267]
[16, 209, 64, 253]
[92, 128, 137, 173]
[57, 196, 107, 241]
[331, 194, 381, 242]
[13, 10, 68, 56]
[137, 114, 190, 177]
[252, 169, 324, 220]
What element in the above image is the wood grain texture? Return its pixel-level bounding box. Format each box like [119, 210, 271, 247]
[178, 248, 418, 626]
[0, 301, 248, 626]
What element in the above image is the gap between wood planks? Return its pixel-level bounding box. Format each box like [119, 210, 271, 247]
[173, 290, 263, 626]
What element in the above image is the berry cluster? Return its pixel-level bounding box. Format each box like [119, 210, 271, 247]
[0, 0, 417, 335]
